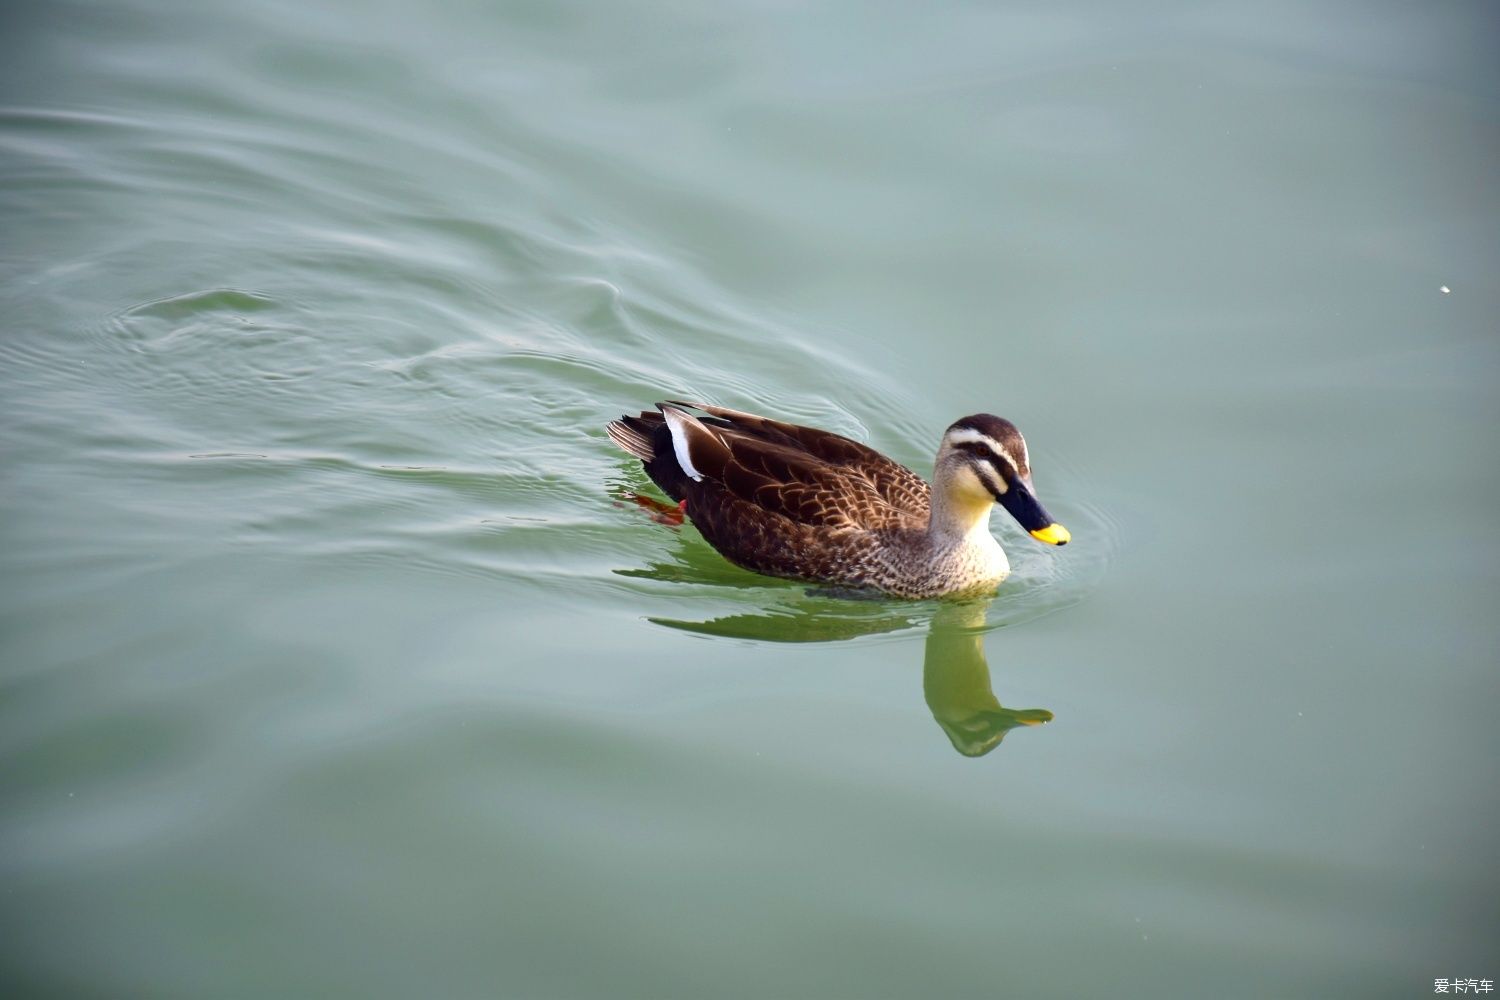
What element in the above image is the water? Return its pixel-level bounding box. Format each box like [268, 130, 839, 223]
[3, 1, 1497, 996]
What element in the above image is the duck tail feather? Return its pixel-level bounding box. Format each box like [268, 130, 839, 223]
[606, 415, 658, 461]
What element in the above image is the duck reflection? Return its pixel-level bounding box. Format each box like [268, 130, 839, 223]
[922, 600, 1052, 757]
[642, 580, 1052, 758]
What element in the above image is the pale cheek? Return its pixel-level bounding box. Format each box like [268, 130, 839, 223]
[955, 466, 996, 505]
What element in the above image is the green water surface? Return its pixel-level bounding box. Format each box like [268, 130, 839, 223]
[2, 1, 1497, 997]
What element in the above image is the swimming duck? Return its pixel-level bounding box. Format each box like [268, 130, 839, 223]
[606, 402, 1070, 598]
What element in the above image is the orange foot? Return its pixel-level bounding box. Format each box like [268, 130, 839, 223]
[623, 492, 687, 526]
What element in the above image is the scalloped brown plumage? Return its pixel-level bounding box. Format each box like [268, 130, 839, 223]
[608, 402, 941, 593]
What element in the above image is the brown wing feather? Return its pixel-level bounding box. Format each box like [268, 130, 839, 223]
[708, 434, 900, 529]
[680, 477, 874, 583]
[669, 401, 931, 518]
[608, 401, 932, 585]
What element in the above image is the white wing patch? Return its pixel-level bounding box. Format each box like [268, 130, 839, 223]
[661, 406, 706, 482]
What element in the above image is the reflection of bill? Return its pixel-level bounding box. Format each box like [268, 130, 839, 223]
[924, 601, 1052, 758]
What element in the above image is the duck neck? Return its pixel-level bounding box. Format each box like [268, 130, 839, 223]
[926, 485, 996, 547]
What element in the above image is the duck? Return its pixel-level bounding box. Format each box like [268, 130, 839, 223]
[606, 401, 1070, 599]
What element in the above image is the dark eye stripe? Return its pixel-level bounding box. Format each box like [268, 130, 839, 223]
[953, 440, 1014, 477]
[952, 439, 1001, 461]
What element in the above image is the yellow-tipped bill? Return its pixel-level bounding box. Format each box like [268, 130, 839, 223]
[1029, 523, 1071, 546]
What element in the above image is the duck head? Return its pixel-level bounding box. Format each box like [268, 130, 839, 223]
[932, 414, 1070, 545]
